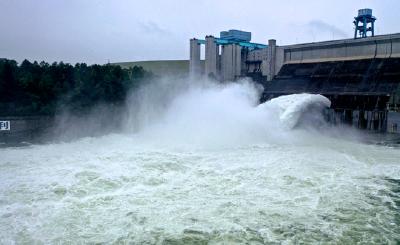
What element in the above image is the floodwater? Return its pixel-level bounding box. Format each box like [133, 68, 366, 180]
[1, 80, 399, 244]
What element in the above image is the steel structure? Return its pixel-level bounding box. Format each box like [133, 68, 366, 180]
[354, 8, 376, 38]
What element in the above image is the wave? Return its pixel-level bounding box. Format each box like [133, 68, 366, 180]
[259, 93, 331, 129]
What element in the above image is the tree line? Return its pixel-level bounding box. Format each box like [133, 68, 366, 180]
[0, 59, 152, 116]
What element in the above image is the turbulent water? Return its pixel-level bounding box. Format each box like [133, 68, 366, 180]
[1, 79, 400, 244]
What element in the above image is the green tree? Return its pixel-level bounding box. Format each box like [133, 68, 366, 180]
[0, 59, 152, 116]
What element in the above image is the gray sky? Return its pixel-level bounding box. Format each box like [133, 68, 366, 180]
[0, 0, 399, 64]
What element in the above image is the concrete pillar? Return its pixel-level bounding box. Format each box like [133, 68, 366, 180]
[221, 45, 232, 81]
[205, 36, 219, 79]
[344, 110, 353, 125]
[275, 46, 285, 77]
[189, 38, 201, 76]
[373, 111, 379, 130]
[221, 44, 241, 81]
[234, 45, 242, 77]
[383, 111, 388, 132]
[266, 39, 277, 81]
[359, 110, 367, 129]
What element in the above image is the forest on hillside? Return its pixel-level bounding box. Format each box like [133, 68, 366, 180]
[0, 59, 152, 116]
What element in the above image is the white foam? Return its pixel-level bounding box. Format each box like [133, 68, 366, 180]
[259, 93, 331, 129]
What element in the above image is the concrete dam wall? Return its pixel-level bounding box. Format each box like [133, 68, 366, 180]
[264, 58, 400, 98]
[190, 32, 400, 132]
[262, 58, 400, 132]
[281, 33, 400, 64]
[260, 34, 400, 132]
[270, 33, 400, 81]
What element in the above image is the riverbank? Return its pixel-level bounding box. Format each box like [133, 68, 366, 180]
[0, 106, 126, 145]
[0, 116, 54, 144]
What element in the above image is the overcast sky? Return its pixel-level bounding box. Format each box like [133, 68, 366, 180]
[0, 0, 399, 64]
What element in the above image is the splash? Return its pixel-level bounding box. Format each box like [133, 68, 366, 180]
[260, 93, 331, 129]
[124, 78, 331, 147]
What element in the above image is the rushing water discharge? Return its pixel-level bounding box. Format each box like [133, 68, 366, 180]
[1, 79, 400, 244]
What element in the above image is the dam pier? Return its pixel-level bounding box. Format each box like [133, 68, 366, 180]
[189, 9, 400, 132]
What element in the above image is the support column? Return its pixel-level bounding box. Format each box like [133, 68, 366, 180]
[382, 110, 388, 132]
[359, 110, 367, 129]
[205, 36, 218, 79]
[344, 110, 353, 125]
[234, 45, 242, 77]
[221, 44, 241, 81]
[373, 111, 379, 130]
[189, 38, 201, 77]
[266, 39, 277, 81]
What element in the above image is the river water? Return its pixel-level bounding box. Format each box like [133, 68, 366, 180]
[1, 80, 399, 244]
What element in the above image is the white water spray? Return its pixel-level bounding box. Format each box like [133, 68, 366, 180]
[1, 77, 399, 244]
[123, 78, 331, 147]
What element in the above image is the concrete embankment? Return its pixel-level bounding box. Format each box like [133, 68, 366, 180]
[0, 107, 126, 144]
[0, 116, 54, 144]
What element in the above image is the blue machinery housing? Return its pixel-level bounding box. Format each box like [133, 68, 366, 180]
[196, 38, 267, 50]
[196, 29, 267, 50]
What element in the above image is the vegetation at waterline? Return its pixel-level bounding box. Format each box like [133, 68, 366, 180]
[0, 59, 152, 116]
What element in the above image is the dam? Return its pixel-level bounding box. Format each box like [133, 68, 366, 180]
[2, 4, 400, 244]
[189, 9, 400, 132]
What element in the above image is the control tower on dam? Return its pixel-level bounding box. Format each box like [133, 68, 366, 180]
[189, 10, 400, 132]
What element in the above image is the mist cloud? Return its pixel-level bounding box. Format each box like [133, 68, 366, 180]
[139, 21, 170, 35]
[306, 20, 348, 39]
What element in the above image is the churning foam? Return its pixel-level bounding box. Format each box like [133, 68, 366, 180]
[1, 78, 399, 244]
